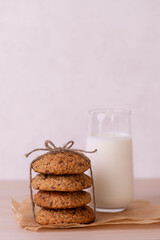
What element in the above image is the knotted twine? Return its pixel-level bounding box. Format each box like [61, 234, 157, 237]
[25, 140, 97, 224]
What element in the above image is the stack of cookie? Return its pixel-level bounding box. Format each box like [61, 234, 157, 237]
[31, 151, 95, 225]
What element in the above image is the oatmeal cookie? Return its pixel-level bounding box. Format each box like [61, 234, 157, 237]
[32, 173, 92, 191]
[31, 152, 90, 175]
[35, 206, 94, 225]
[34, 190, 91, 209]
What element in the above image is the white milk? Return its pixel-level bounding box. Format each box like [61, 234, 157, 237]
[86, 133, 134, 209]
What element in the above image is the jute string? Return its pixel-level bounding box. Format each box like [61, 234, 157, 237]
[26, 140, 97, 223]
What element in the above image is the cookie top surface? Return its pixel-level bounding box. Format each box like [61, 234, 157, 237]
[34, 190, 91, 209]
[32, 173, 92, 192]
[35, 206, 95, 225]
[31, 152, 90, 175]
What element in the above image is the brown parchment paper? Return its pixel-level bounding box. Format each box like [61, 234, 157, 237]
[11, 195, 160, 231]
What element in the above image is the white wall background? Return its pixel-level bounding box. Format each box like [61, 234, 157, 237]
[0, 0, 160, 180]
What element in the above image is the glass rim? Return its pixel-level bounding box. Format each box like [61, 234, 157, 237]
[88, 108, 131, 115]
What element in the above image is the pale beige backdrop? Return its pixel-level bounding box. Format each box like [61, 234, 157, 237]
[0, 0, 160, 179]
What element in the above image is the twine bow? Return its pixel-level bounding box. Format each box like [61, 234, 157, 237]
[25, 140, 97, 158]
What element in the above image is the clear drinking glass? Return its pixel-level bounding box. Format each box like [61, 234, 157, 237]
[86, 108, 134, 212]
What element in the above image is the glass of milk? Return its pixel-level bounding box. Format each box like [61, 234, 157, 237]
[86, 108, 134, 212]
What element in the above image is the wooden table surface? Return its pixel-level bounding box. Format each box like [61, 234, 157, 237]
[0, 179, 160, 240]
